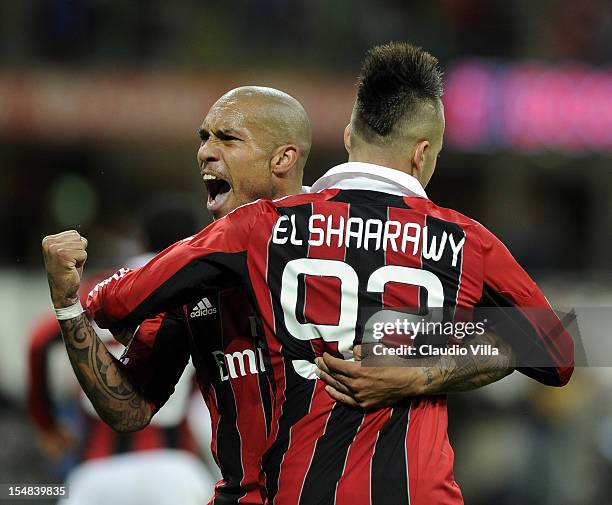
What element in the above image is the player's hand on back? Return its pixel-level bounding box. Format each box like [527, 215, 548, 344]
[315, 352, 424, 410]
[41, 230, 88, 308]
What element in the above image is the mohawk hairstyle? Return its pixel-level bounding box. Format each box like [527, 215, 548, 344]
[354, 42, 443, 138]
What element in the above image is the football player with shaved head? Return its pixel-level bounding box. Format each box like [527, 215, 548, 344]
[43, 86, 311, 505]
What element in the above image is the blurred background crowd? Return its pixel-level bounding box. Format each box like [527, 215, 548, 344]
[0, 0, 611, 504]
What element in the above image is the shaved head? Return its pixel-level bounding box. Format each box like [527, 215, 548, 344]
[213, 86, 311, 173]
[197, 86, 311, 219]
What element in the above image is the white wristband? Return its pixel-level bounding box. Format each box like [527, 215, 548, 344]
[54, 301, 84, 320]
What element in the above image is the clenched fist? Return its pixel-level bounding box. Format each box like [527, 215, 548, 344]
[42, 230, 88, 308]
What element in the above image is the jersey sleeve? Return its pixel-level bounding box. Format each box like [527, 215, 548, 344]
[86, 202, 262, 330]
[121, 309, 190, 414]
[477, 226, 574, 386]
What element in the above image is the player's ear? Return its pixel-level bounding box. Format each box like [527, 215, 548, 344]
[343, 123, 352, 154]
[271, 144, 300, 178]
[412, 140, 430, 181]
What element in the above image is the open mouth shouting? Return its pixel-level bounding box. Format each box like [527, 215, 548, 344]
[203, 171, 233, 214]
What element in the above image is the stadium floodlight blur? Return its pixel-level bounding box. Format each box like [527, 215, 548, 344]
[444, 60, 612, 153]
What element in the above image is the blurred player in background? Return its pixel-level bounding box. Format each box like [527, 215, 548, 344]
[29, 199, 218, 505]
[61, 43, 574, 505]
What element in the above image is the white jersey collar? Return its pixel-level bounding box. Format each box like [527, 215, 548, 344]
[310, 161, 427, 199]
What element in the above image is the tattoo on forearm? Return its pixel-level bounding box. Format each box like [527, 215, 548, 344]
[423, 366, 434, 387]
[422, 332, 515, 394]
[59, 315, 151, 431]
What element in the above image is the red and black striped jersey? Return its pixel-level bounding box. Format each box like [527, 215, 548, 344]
[87, 162, 574, 505]
[119, 287, 272, 505]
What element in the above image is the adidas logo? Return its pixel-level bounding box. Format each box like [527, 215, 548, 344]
[190, 297, 217, 318]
